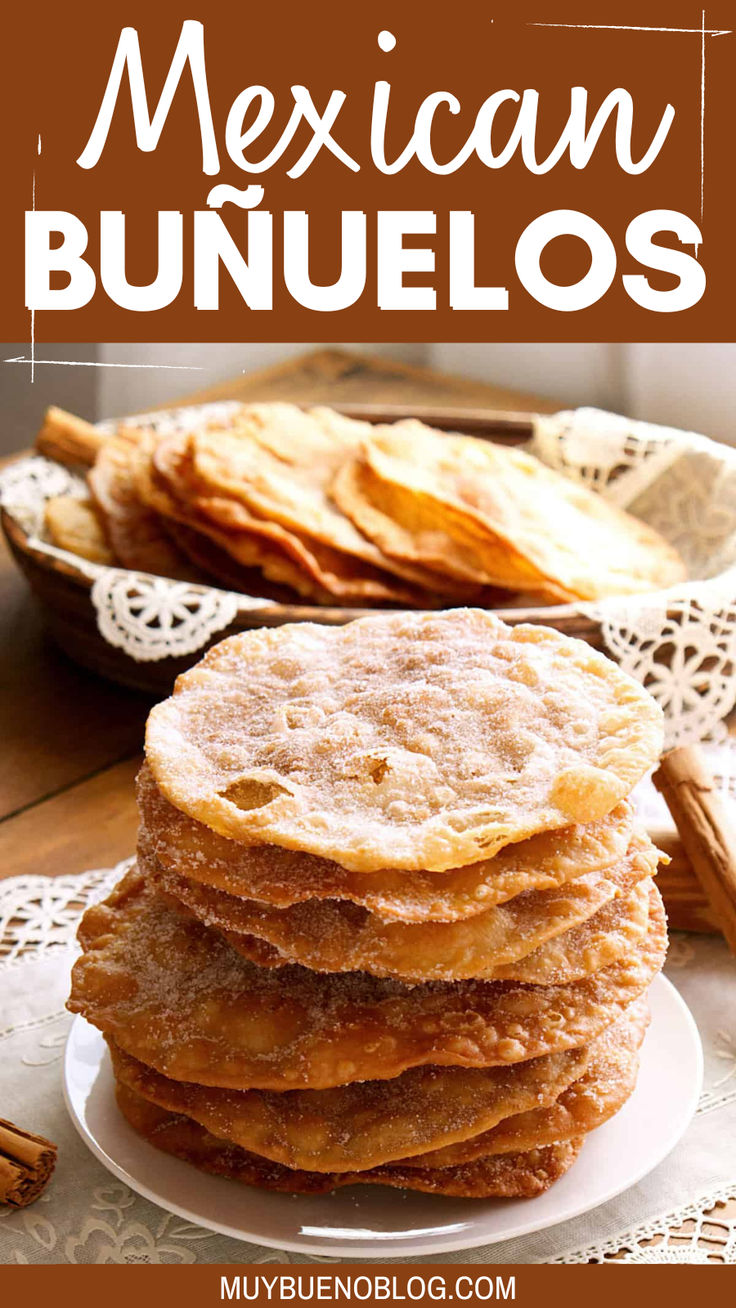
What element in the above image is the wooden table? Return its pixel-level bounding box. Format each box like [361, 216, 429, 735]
[1, 347, 732, 1258]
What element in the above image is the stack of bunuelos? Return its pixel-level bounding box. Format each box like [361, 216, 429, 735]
[69, 609, 668, 1199]
[41, 403, 685, 607]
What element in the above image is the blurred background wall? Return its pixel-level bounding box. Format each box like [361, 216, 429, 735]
[1, 341, 735, 456]
[428, 344, 736, 443]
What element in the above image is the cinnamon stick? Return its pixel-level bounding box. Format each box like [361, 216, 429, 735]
[654, 832, 721, 934]
[653, 744, 736, 954]
[0, 1118, 57, 1207]
[35, 406, 105, 467]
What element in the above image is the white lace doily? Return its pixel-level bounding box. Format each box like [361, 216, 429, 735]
[531, 409, 736, 754]
[3, 404, 736, 751]
[0, 867, 735, 1265]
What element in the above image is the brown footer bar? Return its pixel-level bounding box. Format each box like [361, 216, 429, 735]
[3, 1265, 732, 1306]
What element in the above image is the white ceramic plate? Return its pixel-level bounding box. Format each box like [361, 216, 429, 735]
[64, 975, 702, 1259]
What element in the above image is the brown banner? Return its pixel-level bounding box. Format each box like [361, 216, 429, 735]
[3, 0, 735, 341]
[4, 1265, 736, 1301]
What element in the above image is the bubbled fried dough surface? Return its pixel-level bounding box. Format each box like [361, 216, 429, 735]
[487, 878, 653, 986]
[144, 830, 658, 982]
[147, 432, 439, 605]
[137, 763, 635, 924]
[134, 434, 336, 603]
[109, 1035, 590, 1172]
[362, 423, 686, 601]
[144, 611, 664, 872]
[44, 495, 115, 566]
[216, 876, 653, 988]
[68, 871, 666, 1091]
[356, 1141, 585, 1198]
[88, 436, 196, 580]
[115, 1082, 582, 1198]
[190, 406, 464, 595]
[404, 1000, 648, 1167]
[333, 456, 518, 589]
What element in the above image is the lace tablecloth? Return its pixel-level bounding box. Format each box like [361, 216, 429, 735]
[1, 866, 735, 1266]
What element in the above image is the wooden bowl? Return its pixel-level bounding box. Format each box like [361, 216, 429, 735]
[2, 404, 606, 695]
